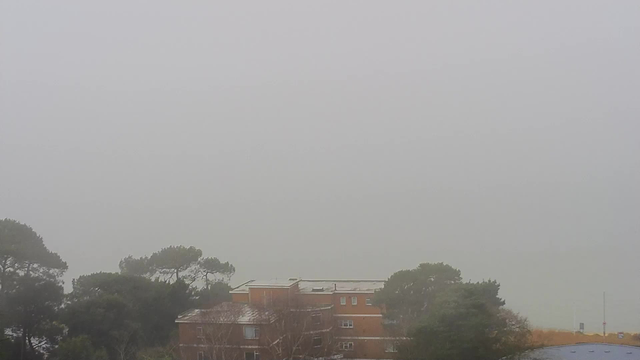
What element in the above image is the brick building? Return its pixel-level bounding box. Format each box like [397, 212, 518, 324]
[177, 279, 399, 360]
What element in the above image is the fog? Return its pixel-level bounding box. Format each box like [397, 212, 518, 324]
[1, 2, 639, 332]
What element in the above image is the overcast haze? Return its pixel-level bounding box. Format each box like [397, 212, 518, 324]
[1, 2, 639, 332]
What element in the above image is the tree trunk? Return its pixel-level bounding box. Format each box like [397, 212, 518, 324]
[0, 258, 7, 294]
[27, 330, 36, 354]
[20, 327, 26, 360]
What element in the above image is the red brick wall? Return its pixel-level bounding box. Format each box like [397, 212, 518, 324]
[249, 287, 292, 306]
[338, 338, 394, 359]
[333, 293, 382, 315]
[335, 316, 385, 337]
[298, 293, 333, 306]
[231, 293, 249, 303]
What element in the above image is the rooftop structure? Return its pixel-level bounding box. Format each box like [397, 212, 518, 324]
[230, 279, 385, 294]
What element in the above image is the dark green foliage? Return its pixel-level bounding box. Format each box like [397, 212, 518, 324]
[0, 219, 67, 293]
[119, 247, 236, 290]
[375, 262, 461, 322]
[118, 256, 153, 278]
[64, 273, 193, 358]
[64, 293, 131, 350]
[0, 335, 15, 360]
[377, 263, 530, 360]
[136, 346, 178, 360]
[0, 221, 235, 359]
[148, 246, 202, 282]
[0, 219, 67, 360]
[197, 257, 235, 285]
[6, 276, 65, 353]
[193, 281, 232, 308]
[403, 281, 529, 360]
[51, 336, 108, 360]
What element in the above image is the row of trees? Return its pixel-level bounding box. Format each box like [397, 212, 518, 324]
[0, 219, 235, 360]
[119, 246, 235, 285]
[1, 218, 532, 360]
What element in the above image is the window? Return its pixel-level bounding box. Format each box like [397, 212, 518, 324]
[366, 298, 373, 306]
[198, 351, 205, 360]
[312, 336, 323, 348]
[339, 342, 354, 351]
[340, 297, 346, 305]
[312, 313, 322, 325]
[351, 296, 357, 305]
[245, 351, 260, 360]
[385, 342, 398, 353]
[244, 326, 260, 339]
[196, 326, 203, 337]
[339, 319, 354, 328]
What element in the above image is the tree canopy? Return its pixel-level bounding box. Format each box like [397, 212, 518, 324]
[0, 219, 67, 292]
[118, 246, 235, 289]
[375, 262, 461, 324]
[376, 263, 531, 360]
[0, 220, 235, 360]
[118, 256, 152, 278]
[197, 257, 235, 285]
[2, 219, 531, 360]
[64, 272, 191, 358]
[0, 219, 68, 360]
[148, 246, 202, 282]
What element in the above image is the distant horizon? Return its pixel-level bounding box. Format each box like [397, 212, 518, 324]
[2, 1, 639, 332]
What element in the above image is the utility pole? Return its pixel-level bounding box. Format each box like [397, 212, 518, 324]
[603, 292, 607, 342]
[573, 303, 576, 335]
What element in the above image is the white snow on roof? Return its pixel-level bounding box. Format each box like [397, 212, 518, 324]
[230, 279, 385, 294]
[176, 303, 276, 324]
[298, 280, 385, 294]
[249, 278, 300, 287]
[230, 279, 300, 293]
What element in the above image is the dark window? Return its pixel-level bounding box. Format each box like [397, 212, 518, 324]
[244, 326, 260, 339]
[339, 319, 354, 328]
[245, 352, 260, 360]
[339, 342, 354, 351]
[313, 336, 322, 348]
[198, 352, 204, 360]
[312, 313, 321, 325]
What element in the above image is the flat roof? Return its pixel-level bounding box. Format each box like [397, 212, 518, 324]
[230, 279, 385, 294]
[230, 279, 300, 293]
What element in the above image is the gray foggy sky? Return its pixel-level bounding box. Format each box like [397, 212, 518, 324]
[1, 1, 639, 332]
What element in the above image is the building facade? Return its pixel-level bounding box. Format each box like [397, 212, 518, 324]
[177, 279, 399, 360]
